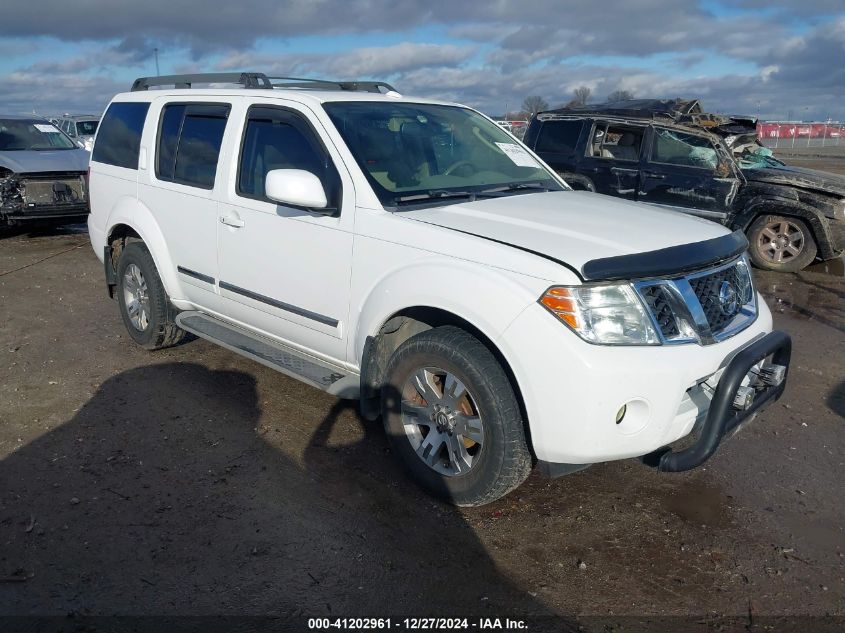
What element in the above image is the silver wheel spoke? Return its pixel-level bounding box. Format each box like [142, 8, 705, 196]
[457, 415, 484, 445]
[413, 369, 440, 404]
[761, 227, 778, 241]
[442, 373, 466, 406]
[416, 432, 443, 467]
[447, 434, 472, 474]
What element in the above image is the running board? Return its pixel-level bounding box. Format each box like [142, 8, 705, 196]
[175, 311, 359, 398]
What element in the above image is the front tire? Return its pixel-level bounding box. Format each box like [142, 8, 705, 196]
[747, 214, 817, 272]
[381, 326, 532, 506]
[116, 241, 185, 350]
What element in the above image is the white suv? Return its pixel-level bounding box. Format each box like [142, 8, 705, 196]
[87, 73, 791, 506]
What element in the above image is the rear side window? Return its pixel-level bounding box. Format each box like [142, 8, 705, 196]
[237, 106, 341, 208]
[91, 102, 150, 169]
[156, 103, 230, 189]
[535, 120, 582, 155]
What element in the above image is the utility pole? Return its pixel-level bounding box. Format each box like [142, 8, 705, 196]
[154, 48, 160, 76]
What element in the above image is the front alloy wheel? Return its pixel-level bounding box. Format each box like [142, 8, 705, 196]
[382, 326, 532, 506]
[401, 366, 485, 477]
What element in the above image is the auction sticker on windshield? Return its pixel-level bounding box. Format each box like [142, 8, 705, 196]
[495, 142, 541, 168]
[34, 124, 60, 133]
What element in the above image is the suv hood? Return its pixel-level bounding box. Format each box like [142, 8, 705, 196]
[743, 164, 845, 198]
[401, 190, 729, 273]
[0, 149, 90, 174]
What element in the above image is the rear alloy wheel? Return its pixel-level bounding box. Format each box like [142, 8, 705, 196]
[116, 241, 186, 350]
[747, 214, 817, 272]
[381, 326, 532, 506]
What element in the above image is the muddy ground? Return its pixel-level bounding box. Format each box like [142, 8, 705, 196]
[0, 165, 843, 626]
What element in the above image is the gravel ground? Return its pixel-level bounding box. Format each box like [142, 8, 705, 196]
[0, 200, 842, 627]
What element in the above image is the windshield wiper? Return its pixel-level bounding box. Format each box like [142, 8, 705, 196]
[390, 182, 554, 207]
[392, 190, 483, 205]
[476, 182, 552, 195]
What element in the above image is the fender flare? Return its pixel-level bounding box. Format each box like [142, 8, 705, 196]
[353, 258, 540, 415]
[105, 199, 182, 300]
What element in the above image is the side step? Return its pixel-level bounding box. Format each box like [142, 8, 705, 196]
[175, 311, 359, 398]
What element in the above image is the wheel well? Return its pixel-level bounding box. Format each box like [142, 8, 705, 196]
[740, 206, 826, 257]
[359, 307, 535, 458]
[106, 224, 142, 269]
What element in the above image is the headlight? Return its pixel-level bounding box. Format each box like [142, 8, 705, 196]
[539, 283, 660, 345]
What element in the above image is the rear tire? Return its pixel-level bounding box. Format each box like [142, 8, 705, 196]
[747, 214, 817, 272]
[381, 326, 532, 506]
[116, 241, 185, 350]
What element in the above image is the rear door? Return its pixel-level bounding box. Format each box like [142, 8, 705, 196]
[578, 121, 645, 200]
[139, 98, 230, 311]
[638, 126, 741, 221]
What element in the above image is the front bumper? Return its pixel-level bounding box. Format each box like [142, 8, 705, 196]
[498, 297, 779, 465]
[644, 329, 791, 472]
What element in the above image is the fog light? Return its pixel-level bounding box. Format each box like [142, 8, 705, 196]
[759, 363, 786, 387]
[733, 385, 755, 411]
[615, 404, 627, 425]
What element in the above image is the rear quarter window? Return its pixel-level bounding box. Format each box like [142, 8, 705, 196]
[535, 120, 583, 155]
[91, 102, 150, 169]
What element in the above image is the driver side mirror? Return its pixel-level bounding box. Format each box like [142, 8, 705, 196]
[265, 169, 329, 211]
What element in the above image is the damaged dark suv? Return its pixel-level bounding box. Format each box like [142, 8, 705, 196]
[0, 116, 90, 227]
[524, 99, 845, 272]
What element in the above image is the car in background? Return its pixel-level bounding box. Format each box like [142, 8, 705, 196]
[0, 116, 90, 227]
[53, 114, 101, 151]
[523, 100, 845, 272]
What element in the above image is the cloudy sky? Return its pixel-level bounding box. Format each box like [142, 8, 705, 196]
[1, 0, 843, 120]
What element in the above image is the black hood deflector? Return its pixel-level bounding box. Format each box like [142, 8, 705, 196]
[582, 231, 748, 281]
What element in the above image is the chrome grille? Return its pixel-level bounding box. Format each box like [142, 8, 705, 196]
[640, 285, 680, 339]
[635, 256, 756, 345]
[688, 264, 751, 335]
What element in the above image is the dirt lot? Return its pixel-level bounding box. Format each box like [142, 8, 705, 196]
[0, 193, 843, 625]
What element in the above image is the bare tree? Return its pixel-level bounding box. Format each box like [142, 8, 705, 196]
[607, 90, 635, 102]
[572, 86, 592, 106]
[522, 95, 549, 117]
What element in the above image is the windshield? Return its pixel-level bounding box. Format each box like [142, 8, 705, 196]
[738, 152, 786, 170]
[75, 120, 99, 136]
[323, 102, 564, 207]
[0, 119, 76, 151]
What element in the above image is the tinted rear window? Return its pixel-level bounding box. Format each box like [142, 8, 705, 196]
[535, 120, 583, 155]
[157, 103, 229, 189]
[91, 102, 150, 169]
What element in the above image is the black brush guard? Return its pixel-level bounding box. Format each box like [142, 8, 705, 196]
[645, 330, 792, 472]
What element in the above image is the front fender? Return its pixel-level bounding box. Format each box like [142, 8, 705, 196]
[105, 199, 181, 300]
[352, 257, 543, 366]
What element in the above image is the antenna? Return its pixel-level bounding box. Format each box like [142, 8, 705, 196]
[154, 48, 160, 77]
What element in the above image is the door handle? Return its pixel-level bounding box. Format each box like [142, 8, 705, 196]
[220, 216, 245, 228]
[644, 172, 666, 180]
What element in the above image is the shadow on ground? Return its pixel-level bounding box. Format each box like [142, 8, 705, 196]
[0, 363, 565, 623]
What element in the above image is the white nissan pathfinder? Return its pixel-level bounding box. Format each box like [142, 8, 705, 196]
[87, 73, 791, 506]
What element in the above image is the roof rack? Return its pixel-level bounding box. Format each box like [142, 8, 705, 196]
[266, 77, 397, 93]
[131, 73, 274, 91]
[130, 72, 397, 94]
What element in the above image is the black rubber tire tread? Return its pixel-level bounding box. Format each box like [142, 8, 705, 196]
[747, 214, 817, 272]
[381, 325, 532, 507]
[116, 241, 185, 350]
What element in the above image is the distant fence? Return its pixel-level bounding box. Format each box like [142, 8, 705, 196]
[758, 122, 845, 148]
